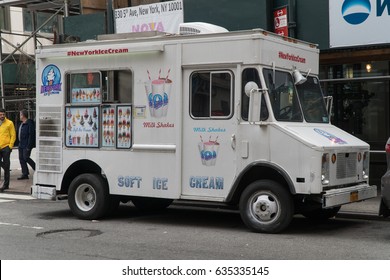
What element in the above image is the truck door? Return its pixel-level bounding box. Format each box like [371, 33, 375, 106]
[181, 69, 237, 200]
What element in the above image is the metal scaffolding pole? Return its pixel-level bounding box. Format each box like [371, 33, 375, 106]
[0, 30, 4, 109]
[0, 6, 64, 65]
[0, 3, 65, 111]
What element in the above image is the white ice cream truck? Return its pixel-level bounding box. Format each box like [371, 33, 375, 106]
[32, 24, 377, 233]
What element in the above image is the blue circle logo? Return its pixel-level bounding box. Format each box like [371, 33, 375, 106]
[41, 64, 62, 95]
[42, 64, 61, 86]
[342, 0, 371, 25]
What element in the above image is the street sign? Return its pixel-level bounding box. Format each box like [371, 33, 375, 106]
[274, 7, 288, 37]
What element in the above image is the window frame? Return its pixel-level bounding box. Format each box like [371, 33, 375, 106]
[263, 68, 303, 122]
[190, 70, 234, 120]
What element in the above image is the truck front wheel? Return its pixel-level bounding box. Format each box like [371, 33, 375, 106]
[239, 180, 294, 233]
[68, 173, 110, 220]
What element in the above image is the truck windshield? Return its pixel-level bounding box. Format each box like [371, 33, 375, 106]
[296, 76, 329, 123]
[263, 69, 303, 122]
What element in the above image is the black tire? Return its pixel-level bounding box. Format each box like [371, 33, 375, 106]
[301, 206, 341, 220]
[68, 173, 110, 220]
[131, 197, 173, 211]
[239, 180, 294, 233]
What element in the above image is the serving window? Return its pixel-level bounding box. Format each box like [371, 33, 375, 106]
[67, 72, 101, 104]
[65, 69, 133, 149]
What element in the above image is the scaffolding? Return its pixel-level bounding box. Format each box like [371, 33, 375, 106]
[0, 0, 81, 123]
[0, 0, 133, 123]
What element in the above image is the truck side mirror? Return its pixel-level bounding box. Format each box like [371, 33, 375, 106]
[244, 82, 262, 123]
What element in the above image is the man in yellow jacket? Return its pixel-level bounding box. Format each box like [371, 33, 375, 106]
[0, 109, 16, 192]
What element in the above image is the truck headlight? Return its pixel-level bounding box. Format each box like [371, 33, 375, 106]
[363, 151, 369, 180]
[322, 153, 330, 185]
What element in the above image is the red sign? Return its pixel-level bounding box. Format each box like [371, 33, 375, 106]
[274, 7, 288, 37]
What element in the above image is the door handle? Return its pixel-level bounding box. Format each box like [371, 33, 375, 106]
[231, 134, 236, 150]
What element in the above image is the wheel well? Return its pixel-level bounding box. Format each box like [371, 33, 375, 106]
[228, 164, 294, 205]
[60, 160, 106, 194]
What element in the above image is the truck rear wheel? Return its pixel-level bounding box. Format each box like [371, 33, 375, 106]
[239, 180, 294, 233]
[68, 173, 110, 220]
[131, 197, 173, 211]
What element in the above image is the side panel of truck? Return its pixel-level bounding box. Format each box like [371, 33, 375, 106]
[181, 67, 238, 200]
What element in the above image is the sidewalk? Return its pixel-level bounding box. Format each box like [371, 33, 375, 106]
[0, 149, 383, 216]
[1, 148, 36, 194]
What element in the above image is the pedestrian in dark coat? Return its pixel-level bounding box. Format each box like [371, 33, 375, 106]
[18, 109, 35, 180]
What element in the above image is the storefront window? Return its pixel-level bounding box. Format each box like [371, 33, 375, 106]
[321, 61, 390, 151]
[23, 10, 59, 33]
[320, 61, 390, 80]
[0, 7, 10, 31]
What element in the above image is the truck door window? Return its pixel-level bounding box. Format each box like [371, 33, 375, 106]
[191, 71, 233, 119]
[241, 68, 269, 121]
[263, 69, 303, 122]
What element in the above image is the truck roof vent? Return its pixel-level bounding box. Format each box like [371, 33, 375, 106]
[179, 22, 228, 35]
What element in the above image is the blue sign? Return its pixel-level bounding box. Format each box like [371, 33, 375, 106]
[331, 0, 390, 47]
[40, 64, 62, 95]
[342, 0, 371, 24]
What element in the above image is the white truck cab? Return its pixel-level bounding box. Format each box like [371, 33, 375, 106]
[32, 26, 377, 233]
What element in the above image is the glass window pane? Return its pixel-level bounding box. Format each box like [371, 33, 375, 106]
[191, 72, 210, 118]
[296, 76, 329, 123]
[241, 68, 268, 121]
[23, 10, 58, 33]
[263, 69, 302, 122]
[0, 7, 7, 30]
[68, 72, 101, 104]
[324, 79, 389, 150]
[211, 72, 232, 117]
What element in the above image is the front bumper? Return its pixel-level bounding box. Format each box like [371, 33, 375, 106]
[322, 183, 377, 208]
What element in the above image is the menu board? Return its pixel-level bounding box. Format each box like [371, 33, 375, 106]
[101, 105, 116, 148]
[117, 105, 132, 149]
[71, 87, 101, 103]
[65, 106, 99, 147]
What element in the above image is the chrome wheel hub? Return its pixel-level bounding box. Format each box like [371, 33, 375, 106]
[251, 194, 279, 222]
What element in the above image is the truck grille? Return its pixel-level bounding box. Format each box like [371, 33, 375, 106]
[37, 106, 62, 172]
[336, 153, 357, 179]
